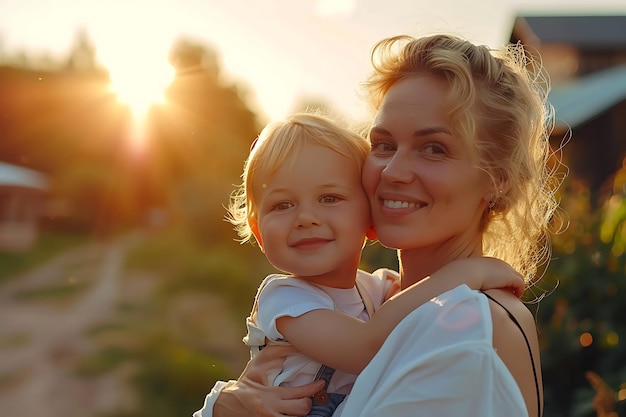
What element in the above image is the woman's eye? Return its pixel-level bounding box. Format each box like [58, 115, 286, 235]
[423, 143, 446, 155]
[370, 141, 394, 152]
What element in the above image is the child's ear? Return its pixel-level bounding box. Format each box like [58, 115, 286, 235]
[366, 225, 377, 241]
[249, 218, 265, 252]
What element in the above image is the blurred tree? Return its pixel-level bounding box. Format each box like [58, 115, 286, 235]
[538, 162, 626, 417]
[0, 32, 261, 240]
[143, 37, 261, 244]
[64, 28, 108, 77]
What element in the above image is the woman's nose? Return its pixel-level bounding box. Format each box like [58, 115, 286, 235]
[381, 152, 414, 183]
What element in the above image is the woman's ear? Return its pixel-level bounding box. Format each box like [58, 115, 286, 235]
[249, 218, 265, 252]
[483, 177, 509, 204]
[366, 225, 378, 241]
[483, 191, 494, 206]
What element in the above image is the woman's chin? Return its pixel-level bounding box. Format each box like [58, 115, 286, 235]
[374, 231, 413, 250]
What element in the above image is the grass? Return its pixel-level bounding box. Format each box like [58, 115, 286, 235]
[0, 231, 87, 284]
[0, 332, 30, 350]
[14, 279, 90, 301]
[75, 347, 135, 376]
[0, 369, 27, 390]
[125, 226, 269, 316]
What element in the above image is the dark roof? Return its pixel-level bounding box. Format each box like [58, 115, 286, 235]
[548, 65, 626, 131]
[0, 162, 48, 190]
[521, 15, 626, 48]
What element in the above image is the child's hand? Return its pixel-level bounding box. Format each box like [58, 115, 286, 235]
[437, 257, 525, 298]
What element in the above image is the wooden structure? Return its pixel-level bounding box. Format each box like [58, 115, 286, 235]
[511, 15, 626, 196]
[0, 162, 48, 251]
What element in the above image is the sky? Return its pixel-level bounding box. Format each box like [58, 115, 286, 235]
[1, 0, 626, 124]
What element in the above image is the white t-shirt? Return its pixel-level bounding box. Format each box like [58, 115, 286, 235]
[244, 269, 398, 394]
[193, 268, 398, 417]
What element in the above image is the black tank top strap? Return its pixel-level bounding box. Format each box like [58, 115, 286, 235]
[481, 291, 542, 417]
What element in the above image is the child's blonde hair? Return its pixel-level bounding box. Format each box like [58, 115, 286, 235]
[228, 112, 371, 243]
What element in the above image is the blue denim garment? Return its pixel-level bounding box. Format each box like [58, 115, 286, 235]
[307, 393, 347, 417]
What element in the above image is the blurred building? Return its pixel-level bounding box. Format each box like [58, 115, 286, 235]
[0, 162, 48, 251]
[511, 15, 626, 198]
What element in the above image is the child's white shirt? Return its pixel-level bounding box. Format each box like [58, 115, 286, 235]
[243, 268, 398, 395]
[192, 268, 398, 417]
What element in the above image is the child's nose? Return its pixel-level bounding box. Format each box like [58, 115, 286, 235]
[295, 208, 321, 228]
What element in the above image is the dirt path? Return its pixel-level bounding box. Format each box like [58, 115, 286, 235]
[0, 233, 143, 416]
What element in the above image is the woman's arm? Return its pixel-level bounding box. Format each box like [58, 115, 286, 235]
[279, 257, 523, 374]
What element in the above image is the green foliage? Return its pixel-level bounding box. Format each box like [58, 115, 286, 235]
[14, 279, 89, 301]
[0, 231, 86, 282]
[104, 225, 262, 417]
[75, 347, 134, 376]
[361, 240, 399, 272]
[132, 343, 230, 417]
[538, 168, 626, 417]
[0, 36, 260, 236]
[126, 225, 270, 316]
[79, 308, 235, 417]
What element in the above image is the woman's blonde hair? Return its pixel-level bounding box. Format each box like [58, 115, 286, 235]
[362, 34, 565, 284]
[228, 112, 371, 243]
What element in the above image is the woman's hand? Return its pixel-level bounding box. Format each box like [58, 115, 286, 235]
[438, 257, 525, 298]
[214, 345, 325, 417]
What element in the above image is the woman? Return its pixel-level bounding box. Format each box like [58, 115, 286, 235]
[197, 33, 562, 417]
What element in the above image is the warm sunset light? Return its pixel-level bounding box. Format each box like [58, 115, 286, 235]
[95, 24, 177, 148]
[80, 2, 179, 124]
[106, 54, 174, 120]
[104, 53, 174, 150]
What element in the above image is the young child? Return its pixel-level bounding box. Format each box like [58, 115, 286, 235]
[226, 112, 523, 417]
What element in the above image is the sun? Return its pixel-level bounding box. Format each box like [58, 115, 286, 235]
[105, 51, 175, 119]
[88, 3, 178, 131]
[97, 39, 175, 150]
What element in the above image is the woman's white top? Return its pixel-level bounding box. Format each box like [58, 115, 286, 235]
[338, 284, 529, 417]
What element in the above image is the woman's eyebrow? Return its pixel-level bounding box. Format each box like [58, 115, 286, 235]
[413, 126, 451, 137]
[370, 126, 451, 137]
[369, 126, 391, 136]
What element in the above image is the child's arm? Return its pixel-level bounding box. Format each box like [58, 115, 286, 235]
[277, 256, 523, 375]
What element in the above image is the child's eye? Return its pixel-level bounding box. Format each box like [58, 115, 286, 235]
[274, 202, 293, 211]
[320, 195, 340, 204]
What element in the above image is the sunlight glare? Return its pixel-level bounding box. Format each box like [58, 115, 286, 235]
[90, 1, 177, 124]
[106, 52, 174, 119]
[98, 37, 175, 150]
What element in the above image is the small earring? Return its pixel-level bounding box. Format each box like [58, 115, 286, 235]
[488, 194, 496, 210]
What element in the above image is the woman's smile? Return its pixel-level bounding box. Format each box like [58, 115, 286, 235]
[383, 199, 418, 209]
